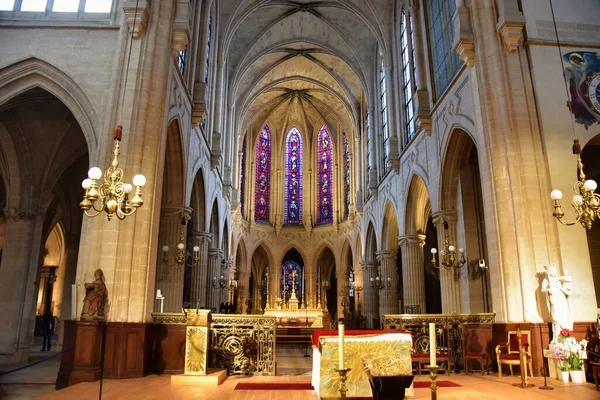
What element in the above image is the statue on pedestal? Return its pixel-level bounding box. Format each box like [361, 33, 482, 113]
[542, 264, 573, 341]
[81, 268, 108, 321]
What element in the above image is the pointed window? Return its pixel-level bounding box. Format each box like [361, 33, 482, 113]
[317, 126, 333, 224]
[343, 132, 351, 220]
[204, 8, 213, 83]
[285, 128, 303, 224]
[365, 110, 371, 201]
[380, 60, 389, 173]
[401, 8, 416, 142]
[281, 261, 302, 300]
[240, 135, 247, 217]
[254, 126, 271, 222]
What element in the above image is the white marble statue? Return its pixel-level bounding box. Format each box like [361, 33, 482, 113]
[541, 264, 574, 341]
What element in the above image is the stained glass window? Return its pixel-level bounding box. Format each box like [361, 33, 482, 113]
[427, 0, 462, 100]
[240, 135, 247, 216]
[317, 126, 333, 224]
[281, 261, 302, 301]
[284, 128, 303, 224]
[178, 49, 186, 74]
[365, 110, 371, 201]
[255, 125, 271, 222]
[401, 8, 416, 143]
[204, 9, 213, 83]
[381, 60, 389, 173]
[343, 132, 350, 220]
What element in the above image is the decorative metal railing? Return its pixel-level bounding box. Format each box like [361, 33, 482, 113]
[383, 313, 495, 371]
[210, 314, 276, 376]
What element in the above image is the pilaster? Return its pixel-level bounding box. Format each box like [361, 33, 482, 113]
[399, 234, 426, 313]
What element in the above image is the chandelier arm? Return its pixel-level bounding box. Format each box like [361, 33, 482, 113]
[84, 208, 105, 218]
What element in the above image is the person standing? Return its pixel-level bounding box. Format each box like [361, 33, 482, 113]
[41, 312, 55, 351]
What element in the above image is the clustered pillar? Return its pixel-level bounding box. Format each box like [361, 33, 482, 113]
[207, 248, 224, 311]
[362, 260, 379, 328]
[190, 231, 211, 308]
[377, 250, 398, 316]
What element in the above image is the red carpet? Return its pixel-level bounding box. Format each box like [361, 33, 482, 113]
[235, 382, 314, 390]
[414, 380, 461, 388]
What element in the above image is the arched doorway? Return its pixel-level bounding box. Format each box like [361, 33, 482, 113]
[0, 87, 89, 362]
[316, 247, 336, 319]
[249, 244, 270, 313]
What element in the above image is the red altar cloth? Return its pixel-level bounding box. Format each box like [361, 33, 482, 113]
[311, 329, 411, 347]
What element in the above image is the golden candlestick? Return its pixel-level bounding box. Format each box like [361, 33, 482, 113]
[426, 365, 439, 400]
[334, 368, 351, 399]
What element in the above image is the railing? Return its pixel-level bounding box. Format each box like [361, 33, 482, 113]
[383, 313, 495, 371]
[210, 314, 276, 376]
[152, 312, 276, 376]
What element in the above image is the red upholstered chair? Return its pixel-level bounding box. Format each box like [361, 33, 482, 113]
[495, 330, 533, 378]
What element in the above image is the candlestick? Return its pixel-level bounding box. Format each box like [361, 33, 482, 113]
[429, 322, 437, 366]
[338, 322, 345, 369]
[334, 368, 351, 400]
[427, 365, 439, 400]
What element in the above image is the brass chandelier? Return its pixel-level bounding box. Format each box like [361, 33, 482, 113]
[370, 262, 391, 291]
[550, 142, 600, 230]
[80, 126, 146, 220]
[430, 222, 466, 269]
[161, 219, 200, 267]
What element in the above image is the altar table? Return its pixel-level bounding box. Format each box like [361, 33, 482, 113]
[311, 330, 413, 399]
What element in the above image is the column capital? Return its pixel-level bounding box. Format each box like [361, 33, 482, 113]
[398, 234, 426, 247]
[208, 248, 224, 259]
[376, 250, 397, 261]
[432, 210, 457, 226]
[123, 0, 150, 39]
[161, 204, 193, 221]
[192, 231, 212, 244]
[360, 260, 378, 269]
[3, 207, 38, 222]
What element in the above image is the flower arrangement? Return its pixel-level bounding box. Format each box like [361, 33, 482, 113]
[552, 329, 588, 371]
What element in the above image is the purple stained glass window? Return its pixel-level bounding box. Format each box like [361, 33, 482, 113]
[240, 135, 247, 216]
[255, 125, 271, 222]
[280, 261, 302, 301]
[285, 128, 303, 224]
[317, 126, 333, 224]
[343, 132, 350, 220]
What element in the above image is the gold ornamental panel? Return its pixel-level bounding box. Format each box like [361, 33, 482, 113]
[210, 314, 276, 376]
[184, 326, 208, 375]
[151, 312, 187, 325]
[319, 339, 412, 398]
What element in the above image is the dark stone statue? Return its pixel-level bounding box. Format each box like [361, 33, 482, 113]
[81, 268, 108, 321]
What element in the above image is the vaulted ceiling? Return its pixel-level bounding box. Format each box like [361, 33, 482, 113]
[218, 0, 393, 141]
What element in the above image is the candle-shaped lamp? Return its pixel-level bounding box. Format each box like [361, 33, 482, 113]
[429, 322, 437, 366]
[339, 322, 345, 369]
[71, 284, 77, 320]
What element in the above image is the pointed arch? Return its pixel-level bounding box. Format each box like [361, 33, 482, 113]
[365, 221, 378, 262]
[284, 127, 303, 224]
[255, 124, 271, 222]
[209, 199, 220, 247]
[191, 168, 206, 232]
[382, 201, 399, 251]
[440, 128, 476, 211]
[163, 119, 186, 206]
[405, 173, 431, 235]
[317, 125, 333, 224]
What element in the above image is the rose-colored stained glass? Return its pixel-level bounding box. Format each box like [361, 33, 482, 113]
[254, 125, 271, 222]
[317, 126, 333, 224]
[285, 128, 303, 224]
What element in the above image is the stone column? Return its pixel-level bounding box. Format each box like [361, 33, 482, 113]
[0, 209, 43, 364]
[399, 234, 426, 313]
[189, 231, 211, 308]
[353, 263, 365, 316]
[433, 211, 462, 314]
[156, 205, 192, 312]
[207, 248, 223, 311]
[336, 270, 349, 320]
[362, 261, 379, 328]
[58, 234, 80, 346]
[377, 250, 399, 317]
[237, 269, 250, 313]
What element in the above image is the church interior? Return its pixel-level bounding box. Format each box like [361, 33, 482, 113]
[1, 0, 600, 398]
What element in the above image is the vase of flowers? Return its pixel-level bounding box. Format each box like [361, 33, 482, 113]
[553, 329, 587, 384]
[553, 348, 570, 382]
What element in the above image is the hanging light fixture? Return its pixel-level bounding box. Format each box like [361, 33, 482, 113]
[161, 218, 200, 267]
[430, 222, 466, 270]
[369, 261, 391, 291]
[546, 0, 599, 229]
[80, 0, 146, 221]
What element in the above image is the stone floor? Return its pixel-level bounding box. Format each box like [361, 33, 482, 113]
[1, 342, 598, 399]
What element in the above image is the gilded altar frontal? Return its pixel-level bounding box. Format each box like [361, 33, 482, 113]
[0, 0, 599, 398]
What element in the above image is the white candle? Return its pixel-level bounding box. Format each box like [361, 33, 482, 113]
[156, 289, 161, 298]
[71, 284, 77, 320]
[339, 322, 345, 369]
[429, 322, 437, 366]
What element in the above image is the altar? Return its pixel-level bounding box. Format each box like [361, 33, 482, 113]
[263, 308, 329, 329]
[311, 330, 413, 399]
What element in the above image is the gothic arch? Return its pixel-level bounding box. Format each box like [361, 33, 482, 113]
[190, 168, 206, 233]
[405, 173, 431, 235]
[0, 58, 98, 161]
[382, 201, 399, 251]
[365, 221, 378, 261]
[162, 119, 186, 206]
[439, 128, 478, 211]
[209, 200, 220, 247]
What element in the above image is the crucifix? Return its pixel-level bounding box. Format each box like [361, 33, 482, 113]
[291, 270, 298, 299]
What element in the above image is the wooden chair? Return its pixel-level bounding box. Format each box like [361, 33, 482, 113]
[463, 323, 492, 375]
[495, 330, 533, 378]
